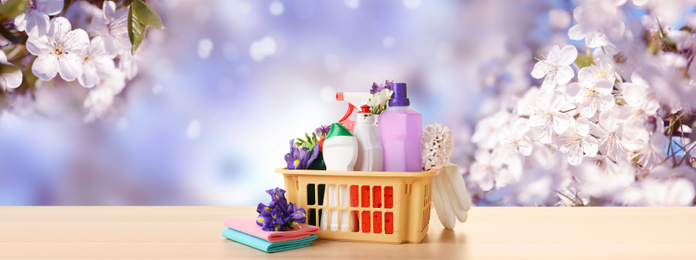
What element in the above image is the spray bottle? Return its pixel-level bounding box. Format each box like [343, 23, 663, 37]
[353, 105, 383, 172]
[336, 92, 372, 132]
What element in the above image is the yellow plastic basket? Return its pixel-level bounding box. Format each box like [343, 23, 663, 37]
[275, 168, 440, 244]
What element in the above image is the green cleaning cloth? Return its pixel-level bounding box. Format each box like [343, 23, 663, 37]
[221, 228, 318, 253]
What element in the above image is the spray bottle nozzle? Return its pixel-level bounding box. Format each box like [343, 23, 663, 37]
[336, 92, 373, 131]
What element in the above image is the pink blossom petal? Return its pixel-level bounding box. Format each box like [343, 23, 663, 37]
[556, 65, 574, 85]
[546, 45, 562, 64]
[13, 13, 27, 31]
[0, 69, 23, 89]
[48, 17, 72, 43]
[78, 62, 99, 88]
[32, 54, 59, 81]
[552, 112, 573, 134]
[58, 53, 83, 81]
[567, 24, 585, 40]
[540, 71, 558, 92]
[531, 61, 551, 79]
[25, 36, 51, 56]
[62, 29, 90, 54]
[558, 46, 578, 66]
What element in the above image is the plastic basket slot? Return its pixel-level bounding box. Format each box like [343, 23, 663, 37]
[361, 211, 371, 233]
[385, 212, 394, 234]
[373, 211, 382, 234]
[361, 185, 370, 207]
[307, 184, 316, 206]
[308, 208, 317, 226]
[373, 186, 382, 208]
[385, 186, 393, 209]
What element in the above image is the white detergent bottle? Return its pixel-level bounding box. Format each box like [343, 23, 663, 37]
[321, 123, 357, 231]
[322, 122, 358, 171]
[353, 105, 383, 172]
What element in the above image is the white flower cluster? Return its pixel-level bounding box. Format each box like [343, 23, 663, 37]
[3, 1, 144, 122]
[468, 0, 696, 206]
[421, 123, 454, 171]
[367, 88, 393, 114]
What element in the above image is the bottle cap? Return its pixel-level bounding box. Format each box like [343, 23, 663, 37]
[326, 122, 353, 139]
[388, 83, 410, 107]
[359, 105, 370, 113]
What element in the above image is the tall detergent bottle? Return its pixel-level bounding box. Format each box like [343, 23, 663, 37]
[353, 105, 383, 171]
[378, 83, 422, 172]
[320, 122, 357, 231]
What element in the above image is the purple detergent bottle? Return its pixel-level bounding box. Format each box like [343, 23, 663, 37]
[378, 83, 422, 172]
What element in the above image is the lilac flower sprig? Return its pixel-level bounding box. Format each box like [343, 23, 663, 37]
[370, 80, 395, 94]
[284, 139, 319, 170]
[256, 187, 307, 231]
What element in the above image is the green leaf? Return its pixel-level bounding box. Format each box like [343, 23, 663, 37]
[575, 52, 594, 69]
[0, 0, 29, 20]
[0, 63, 19, 75]
[132, 0, 164, 29]
[127, 5, 147, 55]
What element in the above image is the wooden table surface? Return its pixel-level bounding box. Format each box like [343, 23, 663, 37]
[0, 207, 695, 259]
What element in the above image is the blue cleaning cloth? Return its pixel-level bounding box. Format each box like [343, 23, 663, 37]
[221, 228, 318, 253]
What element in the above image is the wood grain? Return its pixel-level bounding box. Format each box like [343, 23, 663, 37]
[1, 207, 695, 259]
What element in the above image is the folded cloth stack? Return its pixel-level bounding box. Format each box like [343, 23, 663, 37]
[222, 216, 320, 253]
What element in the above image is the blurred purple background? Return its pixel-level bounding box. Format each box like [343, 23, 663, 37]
[1, 0, 685, 205]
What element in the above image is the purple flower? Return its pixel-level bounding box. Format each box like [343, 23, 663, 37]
[315, 125, 331, 138]
[370, 80, 395, 94]
[284, 139, 319, 170]
[284, 203, 307, 224]
[256, 187, 307, 231]
[266, 187, 288, 209]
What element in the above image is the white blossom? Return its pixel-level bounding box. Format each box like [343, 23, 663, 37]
[83, 70, 125, 123]
[0, 51, 22, 89]
[498, 118, 533, 157]
[529, 90, 574, 144]
[566, 64, 616, 118]
[26, 17, 89, 81]
[531, 45, 577, 92]
[568, 0, 625, 48]
[469, 149, 520, 192]
[571, 156, 635, 199]
[615, 178, 695, 206]
[78, 36, 115, 88]
[13, 0, 64, 37]
[620, 73, 659, 120]
[667, 30, 696, 52]
[118, 50, 140, 80]
[472, 110, 514, 149]
[91, 1, 130, 56]
[622, 118, 666, 169]
[589, 109, 628, 161]
[556, 117, 599, 166]
[367, 88, 392, 110]
[485, 144, 569, 205]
